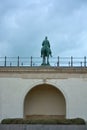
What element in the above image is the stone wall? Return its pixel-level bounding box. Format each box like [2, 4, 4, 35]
[0, 125, 87, 130]
[0, 67, 87, 122]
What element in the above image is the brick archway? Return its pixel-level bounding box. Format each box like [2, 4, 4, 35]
[24, 84, 66, 119]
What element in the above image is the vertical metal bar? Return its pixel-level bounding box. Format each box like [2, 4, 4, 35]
[4, 56, 6, 67]
[10, 62, 12, 67]
[71, 56, 73, 67]
[68, 61, 70, 67]
[84, 56, 86, 67]
[17, 56, 19, 67]
[80, 62, 82, 67]
[21, 62, 23, 66]
[30, 56, 32, 67]
[57, 56, 59, 67]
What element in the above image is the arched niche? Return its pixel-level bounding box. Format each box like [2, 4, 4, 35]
[24, 84, 66, 119]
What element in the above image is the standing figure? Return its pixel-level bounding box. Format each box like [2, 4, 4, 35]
[41, 36, 52, 65]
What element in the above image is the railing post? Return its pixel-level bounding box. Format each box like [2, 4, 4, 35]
[4, 56, 6, 67]
[68, 61, 70, 67]
[57, 56, 59, 67]
[30, 56, 32, 67]
[21, 62, 23, 66]
[80, 62, 82, 67]
[84, 56, 86, 67]
[10, 62, 12, 67]
[71, 56, 73, 67]
[17, 56, 19, 67]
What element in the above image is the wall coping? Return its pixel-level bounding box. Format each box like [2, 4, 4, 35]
[0, 67, 87, 74]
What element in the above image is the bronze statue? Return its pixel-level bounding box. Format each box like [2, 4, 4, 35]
[41, 36, 52, 65]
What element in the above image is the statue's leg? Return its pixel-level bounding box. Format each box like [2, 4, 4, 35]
[42, 56, 44, 65]
[47, 56, 49, 65]
[42, 56, 47, 65]
[43, 57, 44, 65]
[41, 56, 44, 65]
[42, 56, 45, 65]
[44, 56, 46, 65]
[41, 48, 43, 57]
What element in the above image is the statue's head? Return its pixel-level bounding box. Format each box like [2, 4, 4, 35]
[45, 36, 47, 40]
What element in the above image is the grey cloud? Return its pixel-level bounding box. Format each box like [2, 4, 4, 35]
[0, 0, 87, 57]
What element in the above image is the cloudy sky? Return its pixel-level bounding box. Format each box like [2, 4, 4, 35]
[0, 0, 87, 58]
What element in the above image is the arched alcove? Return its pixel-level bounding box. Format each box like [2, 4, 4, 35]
[24, 84, 66, 119]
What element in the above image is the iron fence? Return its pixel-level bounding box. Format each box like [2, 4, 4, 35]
[0, 56, 87, 67]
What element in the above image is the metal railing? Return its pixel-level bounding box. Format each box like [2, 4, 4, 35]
[0, 56, 87, 67]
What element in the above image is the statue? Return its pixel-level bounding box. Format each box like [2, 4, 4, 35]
[41, 36, 52, 65]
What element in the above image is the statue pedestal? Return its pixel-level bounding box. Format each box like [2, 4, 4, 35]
[41, 63, 50, 66]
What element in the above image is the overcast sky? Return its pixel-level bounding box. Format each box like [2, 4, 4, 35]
[0, 0, 87, 58]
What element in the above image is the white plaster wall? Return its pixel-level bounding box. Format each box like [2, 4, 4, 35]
[0, 78, 24, 121]
[47, 78, 87, 120]
[0, 81, 2, 120]
[0, 76, 87, 122]
[0, 78, 42, 122]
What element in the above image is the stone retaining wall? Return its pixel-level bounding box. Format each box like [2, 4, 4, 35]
[0, 125, 87, 130]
